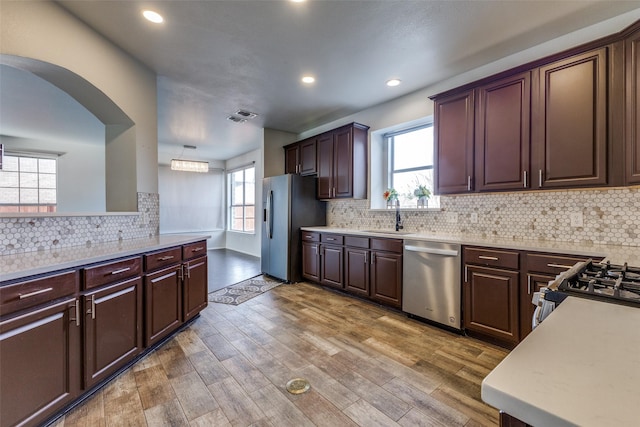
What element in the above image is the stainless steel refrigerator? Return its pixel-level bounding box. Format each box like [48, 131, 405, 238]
[261, 174, 326, 282]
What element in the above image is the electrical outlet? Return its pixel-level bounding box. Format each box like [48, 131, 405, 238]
[470, 213, 478, 223]
[446, 212, 458, 224]
[141, 212, 149, 225]
[569, 212, 583, 228]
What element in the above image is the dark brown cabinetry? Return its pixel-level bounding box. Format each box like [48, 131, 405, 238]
[434, 90, 475, 194]
[463, 247, 520, 346]
[0, 271, 80, 427]
[285, 138, 317, 176]
[82, 276, 142, 389]
[316, 123, 369, 199]
[534, 48, 608, 188]
[144, 250, 183, 346]
[302, 231, 403, 309]
[183, 256, 208, 322]
[475, 72, 531, 191]
[626, 26, 640, 184]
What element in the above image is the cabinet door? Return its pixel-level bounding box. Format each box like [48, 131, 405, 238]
[476, 72, 531, 191]
[285, 144, 299, 174]
[534, 48, 607, 188]
[370, 251, 402, 308]
[464, 265, 519, 345]
[302, 242, 320, 282]
[344, 248, 370, 297]
[144, 264, 183, 347]
[627, 29, 640, 184]
[299, 138, 317, 176]
[0, 298, 80, 427]
[183, 256, 208, 322]
[434, 90, 475, 194]
[317, 133, 334, 198]
[320, 245, 343, 289]
[520, 272, 555, 340]
[83, 277, 142, 389]
[333, 126, 354, 198]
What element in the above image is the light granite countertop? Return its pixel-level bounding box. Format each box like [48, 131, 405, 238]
[300, 226, 640, 265]
[0, 234, 210, 283]
[481, 296, 640, 426]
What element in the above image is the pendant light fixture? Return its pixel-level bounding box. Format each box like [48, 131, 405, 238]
[171, 145, 209, 173]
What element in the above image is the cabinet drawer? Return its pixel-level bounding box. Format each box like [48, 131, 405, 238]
[464, 247, 519, 269]
[182, 241, 207, 261]
[321, 234, 344, 245]
[0, 270, 78, 316]
[144, 247, 182, 272]
[526, 253, 598, 275]
[371, 238, 403, 253]
[345, 236, 369, 248]
[301, 231, 320, 242]
[83, 256, 142, 290]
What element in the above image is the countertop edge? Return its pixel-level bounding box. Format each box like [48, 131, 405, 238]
[0, 234, 211, 283]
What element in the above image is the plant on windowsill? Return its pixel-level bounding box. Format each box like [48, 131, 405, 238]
[413, 184, 431, 208]
[383, 188, 399, 208]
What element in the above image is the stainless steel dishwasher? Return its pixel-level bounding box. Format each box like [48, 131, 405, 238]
[402, 240, 462, 331]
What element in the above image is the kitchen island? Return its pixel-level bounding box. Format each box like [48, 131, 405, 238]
[481, 296, 640, 426]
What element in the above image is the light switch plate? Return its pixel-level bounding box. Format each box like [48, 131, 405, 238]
[569, 212, 583, 227]
[446, 212, 458, 224]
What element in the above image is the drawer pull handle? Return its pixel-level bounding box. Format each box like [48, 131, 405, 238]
[547, 263, 573, 269]
[110, 267, 131, 275]
[191, 247, 204, 252]
[158, 256, 175, 261]
[478, 256, 499, 261]
[326, 238, 335, 241]
[305, 235, 313, 239]
[19, 287, 53, 299]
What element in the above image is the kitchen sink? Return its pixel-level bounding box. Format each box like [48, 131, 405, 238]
[361, 229, 413, 235]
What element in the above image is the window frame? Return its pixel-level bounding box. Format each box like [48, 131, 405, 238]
[227, 164, 256, 233]
[0, 152, 58, 213]
[384, 122, 438, 209]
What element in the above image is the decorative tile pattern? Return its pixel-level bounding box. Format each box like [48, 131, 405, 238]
[0, 192, 160, 256]
[328, 187, 640, 247]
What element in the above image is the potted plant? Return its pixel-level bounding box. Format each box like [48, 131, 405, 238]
[413, 184, 431, 208]
[383, 188, 399, 208]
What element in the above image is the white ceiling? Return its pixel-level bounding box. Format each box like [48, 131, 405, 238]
[52, 0, 640, 162]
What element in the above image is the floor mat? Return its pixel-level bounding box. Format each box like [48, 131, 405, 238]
[208, 274, 285, 305]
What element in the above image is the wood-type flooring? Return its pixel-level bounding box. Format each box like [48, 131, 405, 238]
[54, 282, 509, 427]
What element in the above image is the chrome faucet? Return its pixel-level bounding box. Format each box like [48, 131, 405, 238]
[395, 204, 403, 232]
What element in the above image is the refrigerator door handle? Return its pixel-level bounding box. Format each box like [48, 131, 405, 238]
[268, 190, 274, 239]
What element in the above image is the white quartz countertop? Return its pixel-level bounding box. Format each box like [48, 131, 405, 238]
[481, 297, 640, 427]
[0, 234, 210, 282]
[300, 226, 640, 265]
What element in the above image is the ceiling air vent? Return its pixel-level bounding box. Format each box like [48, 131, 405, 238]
[227, 116, 247, 124]
[235, 109, 258, 119]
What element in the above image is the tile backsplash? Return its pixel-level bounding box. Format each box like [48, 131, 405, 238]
[328, 187, 640, 247]
[0, 192, 160, 256]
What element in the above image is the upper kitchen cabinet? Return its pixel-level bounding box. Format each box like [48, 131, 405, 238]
[475, 72, 531, 191]
[284, 137, 317, 176]
[434, 90, 475, 194]
[626, 25, 640, 185]
[317, 123, 369, 199]
[532, 47, 608, 188]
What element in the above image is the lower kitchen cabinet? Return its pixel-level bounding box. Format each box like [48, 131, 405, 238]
[144, 264, 183, 347]
[370, 251, 403, 308]
[83, 276, 142, 389]
[320, 244, 344, 289]
[344, 247, 370, 297]
[183, 255, 208, 322]
[0, 297, 80, 427]
[464, 264, 520, 346]
[302, 240, 321, 282]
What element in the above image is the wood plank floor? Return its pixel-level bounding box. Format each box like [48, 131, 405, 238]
[54, 282, 509, 427]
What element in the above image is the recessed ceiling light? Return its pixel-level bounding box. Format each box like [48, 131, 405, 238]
[301, 76, 315, 84]
[142, 10, 164, 24]
[386, 79, 401, 87]
[291, 0, 306, 3]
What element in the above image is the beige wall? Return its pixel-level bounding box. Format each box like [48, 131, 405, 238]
[263, 128, 297, 178]
[1, 1, 158, 201]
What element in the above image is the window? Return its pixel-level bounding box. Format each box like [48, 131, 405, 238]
[0, 154, 57, 213]
[386, 124, 438, 208]
[228, 165, 255, 232]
